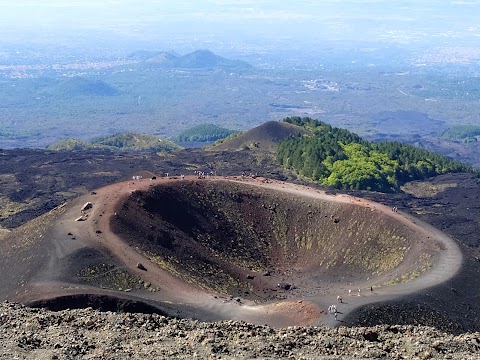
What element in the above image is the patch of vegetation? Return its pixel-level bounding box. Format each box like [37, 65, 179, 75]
[145, 250, 248, 294]
[401, 182, 458, 198]
[171, 123, 239, 143]
[47, 132, 182, 153]
[46, 139, 92, 151]
[210, 131, 243, 146]
[441, 125, 480, 142]
[0, 195, 38, 218]
[77, 263, 141, 291]
[0, 174, 41, 218]
[277, 117, 477, 192]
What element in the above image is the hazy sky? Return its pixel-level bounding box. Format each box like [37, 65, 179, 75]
[1, 1, 479, 50]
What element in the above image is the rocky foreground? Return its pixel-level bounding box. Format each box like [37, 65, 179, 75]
[0, 302, 479, 359]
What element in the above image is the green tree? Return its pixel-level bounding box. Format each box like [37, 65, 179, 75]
[276, 117, 477, 192]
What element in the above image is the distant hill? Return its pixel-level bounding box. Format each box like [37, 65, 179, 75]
[210, 121, 307, 153]
[144, 50, 252, 70]
[55, 77, 119, 97]
[171, 124, 239, 143]
[47, 133, 181, 153]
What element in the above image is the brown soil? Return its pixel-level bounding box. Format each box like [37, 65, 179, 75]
[0, 175, 462, 328]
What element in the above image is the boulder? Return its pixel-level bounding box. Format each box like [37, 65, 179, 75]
[277, 283, 292, 290]
[363, 329, 379, 342]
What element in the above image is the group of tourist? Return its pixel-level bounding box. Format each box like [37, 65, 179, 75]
[329, 288, 366, 321]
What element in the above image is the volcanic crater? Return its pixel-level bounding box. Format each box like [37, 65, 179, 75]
[0, 176, 461, 327]
[110, 179, 439, 302]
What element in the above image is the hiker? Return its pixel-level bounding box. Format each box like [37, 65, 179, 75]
[358, 288, 361, 296]
[334, 309, 338, 321]
[348, 289, 352, 296]
[337, 295, 343, 303]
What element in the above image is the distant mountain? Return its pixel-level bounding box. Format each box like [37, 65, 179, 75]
[144, 50, 252, 70]
[47, 133, 181, 153]
[56, 77, 119, 97]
